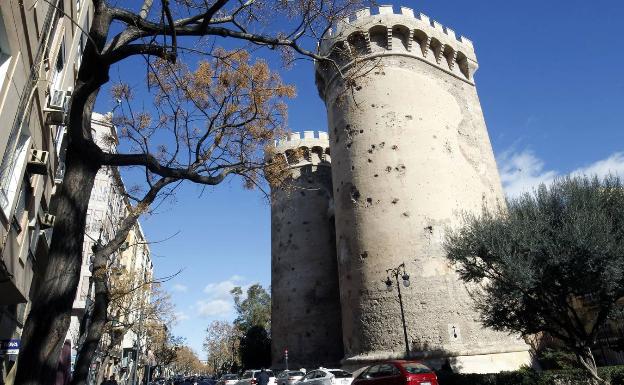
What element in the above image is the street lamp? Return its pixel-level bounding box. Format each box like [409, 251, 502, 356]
[384, 263, 411, 358]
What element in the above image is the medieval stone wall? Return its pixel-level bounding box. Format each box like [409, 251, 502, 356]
[269, 131, 344, 369]
[314, 5, 531, 372]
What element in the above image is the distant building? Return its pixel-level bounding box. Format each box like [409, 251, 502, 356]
[66, 112, 153, 383]
[0, 0, 92, 380]
[66, 112, 126, 355]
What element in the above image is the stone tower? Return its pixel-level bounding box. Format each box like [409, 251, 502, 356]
[314, 6, 531, 372]
[269, 131, 344, 369]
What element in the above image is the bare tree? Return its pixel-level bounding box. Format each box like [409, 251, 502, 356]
[16, 1, 371, 384]
[204, 321, 241, 374]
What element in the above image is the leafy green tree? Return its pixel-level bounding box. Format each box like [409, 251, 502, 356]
[230, 284, 271, 369]
[231, 284, 271, 332]
[239, 326, 272, 370]
[445, 176, 624, 383]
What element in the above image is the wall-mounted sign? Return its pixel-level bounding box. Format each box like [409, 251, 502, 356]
[0, 339, 20, 355]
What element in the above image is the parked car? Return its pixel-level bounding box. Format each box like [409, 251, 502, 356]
[235, 370, 277, 385]
[352, 361, 438, 385]
[216, 374, 240, 385]
[276, 370, 305, 385]
[298, 368, 353, 385]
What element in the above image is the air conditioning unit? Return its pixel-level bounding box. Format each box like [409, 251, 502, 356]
[40, 213, 55, 229]
[44, 88, 71, 125]
[26, 149, 49, 175]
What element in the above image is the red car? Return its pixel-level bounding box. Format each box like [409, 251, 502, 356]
[352, 361, 438, 385]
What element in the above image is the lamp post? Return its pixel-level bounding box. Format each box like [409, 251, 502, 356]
[384, 263, 411, 358]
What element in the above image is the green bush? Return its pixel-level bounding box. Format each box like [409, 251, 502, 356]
[436, 366, 624, 385]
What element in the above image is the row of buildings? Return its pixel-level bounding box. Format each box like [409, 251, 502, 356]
[0, 1, 153, 382]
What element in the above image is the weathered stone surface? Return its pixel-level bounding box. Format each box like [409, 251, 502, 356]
[314, 6, 531, 373]
[269, 132, 344, 369]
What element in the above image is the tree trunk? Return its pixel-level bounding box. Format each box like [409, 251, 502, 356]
[576, 346, 605, 384]
[70, 251, 110, 385]
[14, 143, 100, 385]
[95, 354, 111, 385]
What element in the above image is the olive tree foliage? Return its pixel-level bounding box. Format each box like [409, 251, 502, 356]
[444, 176, 624, 383]
[16, 1, 372, 384]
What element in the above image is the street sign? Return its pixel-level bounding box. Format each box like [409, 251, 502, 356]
[0, 339, 20, 355]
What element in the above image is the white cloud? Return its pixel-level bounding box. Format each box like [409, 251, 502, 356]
[498, 150, 557, 198]
[196, 299, 233, 317]
[571, 152, 624, 179]
[173, 284, 188, 293]
[196, 275, 246, 318]
[175, 311, 190, 321]
[498, 150, 624, 198]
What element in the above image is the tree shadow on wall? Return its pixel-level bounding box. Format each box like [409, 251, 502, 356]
[408, 341, 464, 374]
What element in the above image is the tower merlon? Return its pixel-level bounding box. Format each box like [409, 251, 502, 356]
[323, 5, 475, 60]
[315, 5, 479, 99]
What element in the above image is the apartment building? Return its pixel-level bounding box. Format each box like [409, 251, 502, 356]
[66, 112, 126, 347]
[0, 0, 92, 380]
[66, 112, 154, 382]
[96, 222, 153, 384]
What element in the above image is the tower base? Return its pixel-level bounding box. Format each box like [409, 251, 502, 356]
[341, 349, 533, 374]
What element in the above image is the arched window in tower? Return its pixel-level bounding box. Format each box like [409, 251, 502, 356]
[368, 25, 388, 52]
[456, 51, 470, 79]
[427, 37, 442, 63]
[443, 45, 456, 70]
[392, 25, 410, 52]
[347, 31, 369, 56]
[329, 41, 351, 67]
[413, 29, 428, 57]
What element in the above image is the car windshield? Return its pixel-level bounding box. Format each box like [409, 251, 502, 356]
[328, 370, 352, 378]
[287, 372, 304, 377]
[242, 372, 252, 379]
[400, 363, 432, 374]
[223, 375, 238, 380]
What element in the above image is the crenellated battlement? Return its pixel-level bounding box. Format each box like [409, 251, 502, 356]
[268, 131, 331, 168]
[315, 5, 479, 95]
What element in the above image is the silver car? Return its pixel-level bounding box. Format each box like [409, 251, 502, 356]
[298, 369, 353, 385]
[235, 370, 276, 385]
[276, 370, 305, 385]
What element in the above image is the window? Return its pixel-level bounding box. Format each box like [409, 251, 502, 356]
[375, 365, 398, 377]
[0, 10, 12, 85]
[0, 129, 31, 216]
[75, 12, 89, 69]
[329, 370, 352, 378]
[400, 362, 432, 374]
[51, 36, 66, 90]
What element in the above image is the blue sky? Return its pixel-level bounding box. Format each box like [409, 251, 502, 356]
[95, 1, 624, 358]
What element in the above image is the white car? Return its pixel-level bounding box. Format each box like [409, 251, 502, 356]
[216, 374, 240, 385]
[276, 370, 305, 385]
[235, 370, 276, 385]
[298, 369, 353, 385]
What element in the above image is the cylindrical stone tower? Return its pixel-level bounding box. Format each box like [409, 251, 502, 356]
[268, 131, 344, 369]
[315, 6, 531, 372]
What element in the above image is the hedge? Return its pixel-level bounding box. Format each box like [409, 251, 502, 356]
[436, 366, 624, 385]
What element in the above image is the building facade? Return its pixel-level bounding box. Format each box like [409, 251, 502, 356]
[66, 112, 154, 383]
[271, 5, 531, 373]
[0, 0, 92, 380]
